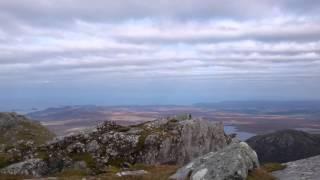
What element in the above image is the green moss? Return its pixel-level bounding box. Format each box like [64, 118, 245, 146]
[116, 126, 131, 132]
[168, 119, 178, 123]
[0, 153, 12, 169]
[246, 163, 286, 180]
[108, 157, 126, 167]
[56, 169, 88, 178]
[247, 168, 277, 180]
[105, 165, 121, 173]
[262, 163, 287, 172]
[35, 150, 50, 161]
[70, 152, 96, 169]
[0, 173, 31, 180]
[136, 130, 151, 151]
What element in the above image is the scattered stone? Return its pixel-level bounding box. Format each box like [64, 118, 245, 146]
[116, 170, 149, 177]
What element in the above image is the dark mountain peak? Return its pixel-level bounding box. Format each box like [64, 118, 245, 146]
[247, 129, 320, 163]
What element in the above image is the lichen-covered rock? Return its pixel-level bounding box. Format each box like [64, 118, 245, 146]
[138, 119, 230, 165]
[0, 158, 48, 177]
[170, 141, 259, 180]
[1, 117, 231, 177]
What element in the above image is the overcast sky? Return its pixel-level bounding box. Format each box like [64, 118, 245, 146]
[1, 0, 320, 109]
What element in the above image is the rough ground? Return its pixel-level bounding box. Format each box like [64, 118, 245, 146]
[272, 155, 320, 180]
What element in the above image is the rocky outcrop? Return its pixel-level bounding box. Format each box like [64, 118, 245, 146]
[0, 158, 48, 177]
[0, 113, 55, 171]
[246, 129, 320, 163]
[0, 117, 231, 176]
[170, 141, 259, 180]
[272, 155, 320, 180]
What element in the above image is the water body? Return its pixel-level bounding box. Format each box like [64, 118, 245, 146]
[224, 125, 256, 140]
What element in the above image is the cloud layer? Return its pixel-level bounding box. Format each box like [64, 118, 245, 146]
[0, 0, 320, 105]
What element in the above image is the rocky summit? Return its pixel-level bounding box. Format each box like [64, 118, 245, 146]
[246, 129, 320, 163]
[1, 115, 231, 177]
[170, 140, 259, 180]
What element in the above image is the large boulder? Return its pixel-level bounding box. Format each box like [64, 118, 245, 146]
[137, 118, 230, 165]
[0, 158, 48, 177]
[170, 141, 259, 180]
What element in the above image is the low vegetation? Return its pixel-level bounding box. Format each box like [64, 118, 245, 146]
[100, 164, 179, 180]
[247, 162, 287, 180]
[0, 153, 12, 169]
[262, 162, 287, 172]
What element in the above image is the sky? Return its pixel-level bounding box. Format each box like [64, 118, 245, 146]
[0, 0, 320, 110]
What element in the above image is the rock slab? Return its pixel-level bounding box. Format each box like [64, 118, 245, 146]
[272, 155, 320, 180]
[170, 141, 259, 180]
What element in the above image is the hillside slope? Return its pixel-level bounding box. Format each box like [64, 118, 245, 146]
[0, 112, 55, 169]
[0, 112, 55, 146]
[246, 129, 320, 163]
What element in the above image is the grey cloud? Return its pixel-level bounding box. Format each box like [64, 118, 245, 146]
[0, 0, 320, 88]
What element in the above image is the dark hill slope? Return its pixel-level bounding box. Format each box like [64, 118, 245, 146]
[246, 129, 320, 163]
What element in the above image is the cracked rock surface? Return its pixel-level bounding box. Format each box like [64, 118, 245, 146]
[272, 155, 320, 180]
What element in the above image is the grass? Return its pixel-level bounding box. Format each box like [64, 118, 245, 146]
[99, 165, 179, 180]
[136, 130, 151, 151]
[0, 153, 12, 169]
[55, 169, 88, 179]
[247, 168, 276, 180]
[108, 157, 127, 167]
[247, 162, 287, 180]
[0, 174, 31, 180]
[70, 152, 96, 169]
[262, 163, 287, 172]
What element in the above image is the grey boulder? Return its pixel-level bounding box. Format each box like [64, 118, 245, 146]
[170, 141, 259, 180]
[0, 158, 48, 177]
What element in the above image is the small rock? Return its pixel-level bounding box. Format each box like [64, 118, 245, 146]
[116, 170, 149, 177]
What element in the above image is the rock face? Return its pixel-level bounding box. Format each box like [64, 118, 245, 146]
[246, 129, 320, 163]
[272, 155, 320, 180]
[0, 158, 48, 177]
[170, 141, 259, 180]
[1, 117, 231, 176]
